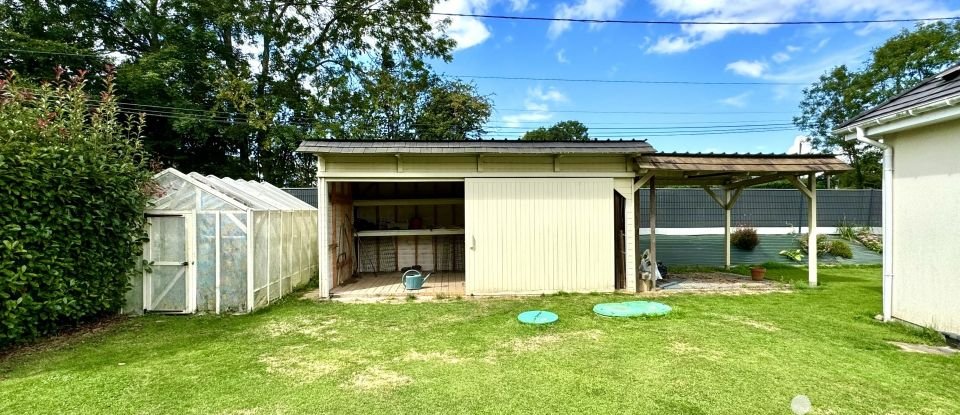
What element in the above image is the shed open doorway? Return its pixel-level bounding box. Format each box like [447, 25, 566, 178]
[325, 181, 466, 298]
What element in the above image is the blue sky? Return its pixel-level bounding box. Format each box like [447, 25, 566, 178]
[428, 0, 960, 153]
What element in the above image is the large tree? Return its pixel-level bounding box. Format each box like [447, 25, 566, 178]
[795, 22, 960, 188]
[414, 80, 492, 140]
[521, 120, 590, 141]
[0, 1, 486, 186]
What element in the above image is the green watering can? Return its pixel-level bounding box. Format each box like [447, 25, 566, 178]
[402, 269, 431, 290]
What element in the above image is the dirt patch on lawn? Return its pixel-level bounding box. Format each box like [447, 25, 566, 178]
[668, 341, 725, 361]
[504, 330, 603, 353]
[258, 346, 339, 384]
[0, 315, 129, 363]
[345, 367, 412, 391]
[708, 313, 780, 332]
[261, 316, 339, 340]
[400, 350, 463, 364]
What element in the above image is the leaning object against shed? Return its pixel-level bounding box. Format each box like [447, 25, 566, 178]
[297, 139, 849, 300]
[131, 168, 319, 314]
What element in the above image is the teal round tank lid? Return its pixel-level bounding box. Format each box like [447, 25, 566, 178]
[517, 310, 559, 324]
[593, 301, 672, 317]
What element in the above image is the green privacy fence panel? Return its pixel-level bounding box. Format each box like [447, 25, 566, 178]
[634, 189, 881, 228]
[284, 188, 881, 229]
[639, 234, 882, 267]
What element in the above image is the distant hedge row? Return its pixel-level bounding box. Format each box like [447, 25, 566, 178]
[0, 70, 151, 347]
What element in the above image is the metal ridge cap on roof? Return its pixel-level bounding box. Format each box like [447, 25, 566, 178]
[299, 138, 648, 143]
[647, 152, 847, 159]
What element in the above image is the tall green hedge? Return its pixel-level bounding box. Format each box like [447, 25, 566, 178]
[0, 69, 151, 347]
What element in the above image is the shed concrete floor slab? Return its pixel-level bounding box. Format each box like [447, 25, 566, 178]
[330, 271, 465, 298]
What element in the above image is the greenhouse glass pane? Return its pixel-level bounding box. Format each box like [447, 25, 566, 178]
[219, 212, 248, 312]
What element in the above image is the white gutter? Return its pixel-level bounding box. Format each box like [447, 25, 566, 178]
[856, 127, 893, 322]
[840, 96, 960, 138]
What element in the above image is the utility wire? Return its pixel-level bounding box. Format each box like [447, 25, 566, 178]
[3, 47, 800, 88]
[413, 10, 960, 25]
[448, 74, 803, 86]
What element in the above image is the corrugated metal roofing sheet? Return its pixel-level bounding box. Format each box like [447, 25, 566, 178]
[296, 139, 656, 154]
[838, 63, 960, 129]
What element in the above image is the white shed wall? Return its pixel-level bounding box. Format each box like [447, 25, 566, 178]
[464, 178, 615, 295]
[887, 118, 960, 334]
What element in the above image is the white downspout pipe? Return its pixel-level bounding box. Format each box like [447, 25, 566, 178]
[856, 127, 893, 322]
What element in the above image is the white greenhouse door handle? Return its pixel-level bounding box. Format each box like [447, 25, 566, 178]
[470, 236, 476, 250]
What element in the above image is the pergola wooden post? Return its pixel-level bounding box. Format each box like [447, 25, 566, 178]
[789, 174, 818, 287]
[702, 186, 743, 270]
[633, 171, 654, 292]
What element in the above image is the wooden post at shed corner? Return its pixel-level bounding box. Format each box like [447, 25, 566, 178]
[649, 176, 657, 291]
[807, 173, 818, 287]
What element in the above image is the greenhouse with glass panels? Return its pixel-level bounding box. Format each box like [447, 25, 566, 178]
[127, 168, 318, 314]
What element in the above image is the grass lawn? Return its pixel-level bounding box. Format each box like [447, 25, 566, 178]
[1, 265, 958, 414]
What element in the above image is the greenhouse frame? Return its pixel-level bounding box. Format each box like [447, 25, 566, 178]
[128, 168, 318, 314]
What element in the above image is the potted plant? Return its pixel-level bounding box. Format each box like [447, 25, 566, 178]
[750, 265, 766, 281]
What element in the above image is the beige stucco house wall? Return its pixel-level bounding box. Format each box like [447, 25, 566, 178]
[885, 118, 960, 334]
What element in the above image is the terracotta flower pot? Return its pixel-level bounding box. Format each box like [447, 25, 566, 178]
[750, 267, 766, 281]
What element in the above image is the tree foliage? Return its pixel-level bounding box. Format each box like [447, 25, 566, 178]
[0, 0, 483, 186]
[414, 80, 492, 140]
[521, 120, 590, 141]
[0, 69, 152, 346]
[795, 22, 960, 188]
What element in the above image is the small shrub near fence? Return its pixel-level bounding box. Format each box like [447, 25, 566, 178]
[731, 227, 759, 250]
[0, 68, 151, 347]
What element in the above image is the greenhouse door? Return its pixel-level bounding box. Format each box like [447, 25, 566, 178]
[144, 214, 194, 313]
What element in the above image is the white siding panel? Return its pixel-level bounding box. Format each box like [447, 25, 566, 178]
[465, 178, 615, 295]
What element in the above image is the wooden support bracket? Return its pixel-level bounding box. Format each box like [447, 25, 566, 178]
[633, 171, 656, 192]
[788, 176, 813, 199]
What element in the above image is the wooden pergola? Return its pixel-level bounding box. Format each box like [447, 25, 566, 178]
[631, 153, 853, 291]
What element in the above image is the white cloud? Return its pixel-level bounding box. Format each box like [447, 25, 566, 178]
[812, 38, 830, 53]
[647, 35, 700, 54]
[548, 0, 626, 39]
[433, 0, 493, 51]
[772, 52, 791, 63]
[718, 91, 751, 108]
[786, 135, 812, 154]
[726, 60, 768, 78]
[646, 0, 960, 54]
[556, 48, 569, 63]
[502, 86, 568, 127]
[508, 0, 531, 12]
[528, 86, 568, 103]
[786, 45, 802, 53]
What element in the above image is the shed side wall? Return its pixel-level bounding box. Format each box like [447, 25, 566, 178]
[887, 118, 960, 334]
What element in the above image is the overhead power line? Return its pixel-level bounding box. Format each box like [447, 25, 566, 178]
[418, 10, 960, 25]
[3, 48, 801, 88]
[446, 74, 803, 86]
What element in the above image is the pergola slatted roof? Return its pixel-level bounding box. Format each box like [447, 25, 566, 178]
[637, 153, 851, 174]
